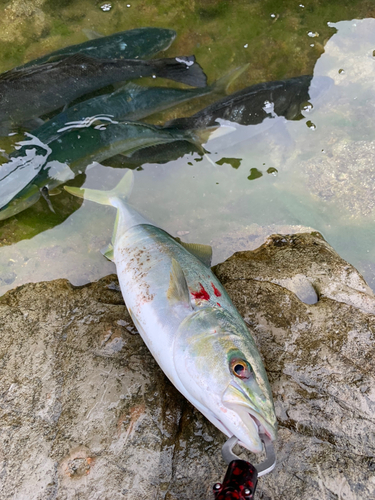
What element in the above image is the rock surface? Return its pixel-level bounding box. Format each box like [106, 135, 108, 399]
[0, 232, 374, 499]
[214, 233, 375, 500]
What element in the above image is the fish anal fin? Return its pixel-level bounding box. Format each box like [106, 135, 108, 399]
[101, 243, 114, 262]
[179, 241, 212, 268]
[167, 258, 191, 306]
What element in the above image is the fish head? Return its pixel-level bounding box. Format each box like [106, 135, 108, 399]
[173, 306, 277, 453]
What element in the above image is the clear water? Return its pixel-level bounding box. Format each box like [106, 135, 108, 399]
[1, 1, 375, 295]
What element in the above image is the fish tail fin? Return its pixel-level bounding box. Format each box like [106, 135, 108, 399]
[64, 170, 134, 206]
[213, 64, 250, 94]
[186, 123, 236, 155]
[152, 56, 207, 88]
[188, 129, 212, 155]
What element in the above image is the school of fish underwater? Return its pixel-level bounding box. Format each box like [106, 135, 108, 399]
[1, 0, 375, 497]
[0, 0, 374, 301]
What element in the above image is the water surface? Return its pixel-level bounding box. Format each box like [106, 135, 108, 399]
[1, 0, 375, 294]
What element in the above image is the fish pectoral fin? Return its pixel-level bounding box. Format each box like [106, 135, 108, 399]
[167, 258, 192, 307]
[101, 243, 114, 262]
[178, 241, 212, 268]
[40, 187, 56, 214]
[213, 63, 250, 94]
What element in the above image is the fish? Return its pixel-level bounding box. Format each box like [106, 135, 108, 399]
[18, 27, 177, 68]
[107, 75, 332, 168]
[0, 53, 207, 133]
[165, 75, 332, 129]
[27, 66, 247, 145]
[64, 171, 277, 453]
[0, 120, 208, 220]
[0, 134, 52, 220]
[103, 140, 201, 170]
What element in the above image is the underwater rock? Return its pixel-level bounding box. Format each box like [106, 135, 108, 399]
[0, 232, 374, 498]
[302, 140, 375, 219]
[0, 0, 48, 44]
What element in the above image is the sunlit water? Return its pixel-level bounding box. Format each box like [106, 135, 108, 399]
[0, 2, 375, 295]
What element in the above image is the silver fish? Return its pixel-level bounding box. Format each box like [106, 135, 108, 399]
[64, 171, 277, 453]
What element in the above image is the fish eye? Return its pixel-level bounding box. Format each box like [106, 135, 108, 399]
[230, 358, 253, 380]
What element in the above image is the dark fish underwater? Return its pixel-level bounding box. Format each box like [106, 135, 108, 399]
[0, 74, 331, 222]
[106, 75, 333, 168]
[166, 75, 332, 129]
[18, 27, 177, 68]
[27, 66, 245, 146]
[0, 54, 207, 134]
[0, 120, 208, 221]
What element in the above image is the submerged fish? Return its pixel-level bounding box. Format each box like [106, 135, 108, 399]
[0, 54, 207, 133]
[19, 27, 177, 68]
[104, 140, 201, 170]
[64, 171, 277, 453]
[0, 120, 207, 220]
[166, 75, 332, 129]
[106, 75, 332, 168]
[29, 66, 246, 145]
[0, 134, 52, 218]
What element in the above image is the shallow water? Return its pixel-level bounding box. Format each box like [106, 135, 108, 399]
[1, 0, 375, 295]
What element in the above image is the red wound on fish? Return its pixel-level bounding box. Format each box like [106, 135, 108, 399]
[217, 302, 221, 307]
[211, 282, 222, 297]
[191, 283, 210, 301]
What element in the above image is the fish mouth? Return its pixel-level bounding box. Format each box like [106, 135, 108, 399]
[239, 406, 274, 441]
[222, 383, 277, 448]
[229, 402, 276, 443]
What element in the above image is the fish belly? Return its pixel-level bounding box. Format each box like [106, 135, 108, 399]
[113, 223, 233, 376]
[114, 224, 188, 383]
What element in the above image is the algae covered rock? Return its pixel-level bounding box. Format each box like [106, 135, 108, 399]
[0, 232, 374, 499]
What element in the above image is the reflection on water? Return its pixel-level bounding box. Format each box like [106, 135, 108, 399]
[0, 7, 375, 294]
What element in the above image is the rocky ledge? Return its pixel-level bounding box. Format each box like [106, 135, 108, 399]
[0, 232, 374, 499]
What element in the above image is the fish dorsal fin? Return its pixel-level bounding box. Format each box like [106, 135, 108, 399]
[101, 209, 119, 262]
[176, 240, 212, 268]
[101, 243, 114, 262]
[167, 258, 191, 306]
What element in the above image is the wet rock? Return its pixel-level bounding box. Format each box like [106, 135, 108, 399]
[0, 233, 374, 499]
[210, 222, 316, 266]
[0, 275, 224, 499]
[214, 232, 375, 500]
